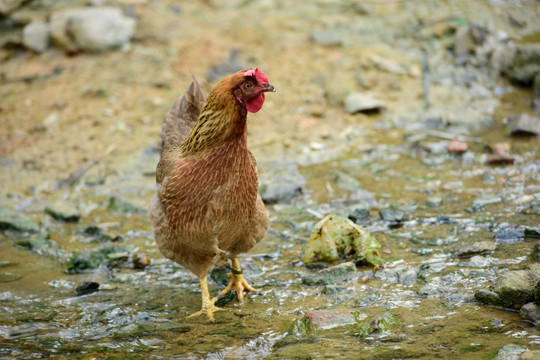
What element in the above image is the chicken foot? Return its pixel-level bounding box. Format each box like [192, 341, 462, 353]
[219, 257, 258, 302]
[187, 275, 223, 321]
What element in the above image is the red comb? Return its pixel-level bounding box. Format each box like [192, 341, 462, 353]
[244, 67, 269, 84]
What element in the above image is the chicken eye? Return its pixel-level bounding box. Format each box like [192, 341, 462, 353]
[243, 83, 253, 90]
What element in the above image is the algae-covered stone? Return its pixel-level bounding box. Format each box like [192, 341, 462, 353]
[108, 196, 147, 214]
[492, 344, 527, 360]
[302, 262, 357, 285]
[356, 312, 398, 337]
[0, 206, 39, 232]
[45, 202, 80, 222]
[304, 214, 383, 266]
[520, 302, 539, 324]
[66, 245, 129, 273]
[475, 270, 538, 310]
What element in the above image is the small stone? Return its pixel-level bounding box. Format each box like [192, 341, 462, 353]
[379, 209, 405, 225]
[473, 195, 502, 207]
[302, 262, 358, 286]
[487, 153, 515, 165]
[426, 196, 442, 208]
[453, 241, 496, 257]
[132, 252, 151, 269]
[509, 113, 540, 137]
[447, 140, 468, 154]
[322, 284, 347, 295]
[23, 21, 50, 53]
[356, 312, 398, 337]
[475, 270, 538, 310]
[521, 350, 540, 360]
[45, 202, 80, 222]
[76, 281, 100, 296]
[481, 171, 496, 183]
[344, 93, 386, 114]
[333, 171, 360, 192]
[0, 206, 39, 232]
[492, 344, 527, 360]
[520, 302, 539, 323]
[259, 167, 305, 204]
[0, 272, 23, 283]
[346, 206, 370, 223]
[467, 204, 485, 213]
[495, 227, 524, 244]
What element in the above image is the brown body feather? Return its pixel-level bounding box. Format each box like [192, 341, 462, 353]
[150, 71, 269, 277]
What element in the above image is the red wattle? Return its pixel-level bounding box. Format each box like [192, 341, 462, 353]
[246, 93, 265, 113]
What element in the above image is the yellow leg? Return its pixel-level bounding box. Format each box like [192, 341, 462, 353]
[187, 275, 223, 321]
[219, 257, 259, 302]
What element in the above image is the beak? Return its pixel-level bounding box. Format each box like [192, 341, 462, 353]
[263, 83, 276, 92]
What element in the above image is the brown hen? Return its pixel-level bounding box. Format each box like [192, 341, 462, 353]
[149, 68, 274, 320]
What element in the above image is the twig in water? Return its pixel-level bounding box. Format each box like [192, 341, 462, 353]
[57, 144, 117, 188]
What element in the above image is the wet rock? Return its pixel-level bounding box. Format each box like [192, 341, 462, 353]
[303, 310, 357, 330]
[76, 281, 100, 296]
[50, 7, 135, 53]
[453, 241, 496, 258]
[349, 189, 377, 208]
[379, 209, 406, 227]
[492, 344, 527, 360]
[304, 215, 382, 265]
[426, 196, 442, 208]
[132, 252, 151, 269]
[509, 113, 540, 137]
[417, 282, 448, 297]
[344, 93, 386, 114]
[473, 195, 502, 207]
[487, 153, 515, 165]
[356, 312, 398, 337]
[22, 21, 50, 53]
[259, 167, 305, 204]
[467, 204, 485, 213]
[475, 270, 538, 310]
[108, 196, 147, 214]
[520, 302, 539, 324]
[302, 262, 358, 286]
[311, 30, 342, 46]
[66, 245, 129, 273]
[526, 227, 540, 239]
[15, 233, 50, 251]
[322, 284, 347, 295]
[45, 202, 80, 222]
[373, 268, 398, 283]
[344, 205, 370, 223]
[495, 227, 524, 244]
[447, 140, 468, 154]
[0, 206, 39, 232]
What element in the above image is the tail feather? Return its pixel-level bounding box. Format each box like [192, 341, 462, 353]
[158, 76, 206, 156]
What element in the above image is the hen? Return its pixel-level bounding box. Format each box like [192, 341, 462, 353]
[150, 68, 275, 320]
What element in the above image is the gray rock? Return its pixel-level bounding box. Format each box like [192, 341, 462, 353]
[495, 227, 524, 244]
[259, 167, 305, 204]
[45, 202, 80, 222]
[322, 284, 347, 295]
[492, 344, 527, 360]
[302, 262, 357, 286]
[520, 302, 539, 324]
[349, 189, 377, 208]
[379, 209, 405, 225]
[473, 195, 502, 207]
[344, 93, 386, 114]
[311, 30, 342, 46]
[50, 7, 135, 52]
[453, 241, 496, 258]
[509, 113, 540, 137]
[0, 206, 39, 232]
[475, 270, 539, 310]
[482, 171, 496, 183]
[22, 21, 50, 53]
[0, 0, 25, 15]
[426, 196, 442, 208]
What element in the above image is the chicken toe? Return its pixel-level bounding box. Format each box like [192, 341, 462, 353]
[219, 258, 259, 302]
[187, 275, 223, 321]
